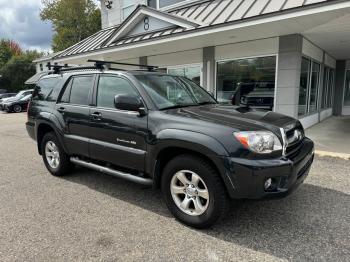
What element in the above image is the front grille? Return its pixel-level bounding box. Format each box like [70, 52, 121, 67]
[284, 125, 304, 156]
[246, 97, 273, 106]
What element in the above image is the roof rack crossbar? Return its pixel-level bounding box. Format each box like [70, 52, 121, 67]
[87, 59, 158, 71]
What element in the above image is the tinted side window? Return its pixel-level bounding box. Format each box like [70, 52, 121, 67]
[69, 75, 94, 105]
[97, 76, 139, 109]
[59, 78, 73, 103]
[33, 78, 59, 101]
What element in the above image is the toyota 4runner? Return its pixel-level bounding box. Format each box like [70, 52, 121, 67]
[26, 61, 314, 228]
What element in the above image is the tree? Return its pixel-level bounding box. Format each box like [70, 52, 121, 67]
[0, 39, 23, 69]
[40, 0, 101, 52]
[0, 51, 42, 92]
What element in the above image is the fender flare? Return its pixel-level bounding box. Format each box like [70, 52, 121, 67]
[35, 116, 68, 155]
[148, 129, 235, 197]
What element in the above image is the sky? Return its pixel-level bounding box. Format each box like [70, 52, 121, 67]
[0, 0, 100, 53]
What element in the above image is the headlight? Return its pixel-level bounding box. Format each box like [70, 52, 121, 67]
[234, 131, 282, 154]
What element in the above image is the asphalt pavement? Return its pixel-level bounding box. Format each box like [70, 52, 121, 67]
[0, 112, 349, 262]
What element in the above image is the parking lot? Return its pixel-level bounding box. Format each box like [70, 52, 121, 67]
[0, 112, 349, 262]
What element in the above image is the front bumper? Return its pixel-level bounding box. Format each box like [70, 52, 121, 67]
[223, 137, 314, 199]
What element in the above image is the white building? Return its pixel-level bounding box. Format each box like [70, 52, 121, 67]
[36, 0, 350, 128]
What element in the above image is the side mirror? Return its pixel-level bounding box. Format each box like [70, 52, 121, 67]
[114, 94, 146, 116]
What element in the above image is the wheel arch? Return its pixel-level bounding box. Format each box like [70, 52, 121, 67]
[36, 121, 67, 155]
[149, 130, 235, 198]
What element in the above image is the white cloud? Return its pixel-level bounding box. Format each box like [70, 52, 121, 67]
[0, 0, 53, 52]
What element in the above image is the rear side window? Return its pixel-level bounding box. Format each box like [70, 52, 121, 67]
[97, 76, 139, 109]
[69, 76, 94, 105]
[33, 78, 60, 101]
[59, 75, 94, 105]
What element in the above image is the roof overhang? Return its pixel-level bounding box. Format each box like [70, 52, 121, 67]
[55, 0, 350, 63]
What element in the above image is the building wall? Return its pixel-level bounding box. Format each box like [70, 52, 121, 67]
[100, 0, 147, 29]
[215, 38, 279, 61]
[147, 49, 203, 67]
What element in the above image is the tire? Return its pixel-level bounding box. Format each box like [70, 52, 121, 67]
[13, 105, 22, 113]
[41, 132, 73, 176]
[161, 155, 229, 228]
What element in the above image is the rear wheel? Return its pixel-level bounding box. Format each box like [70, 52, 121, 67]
[13, 104, 22, 113]
[41, 132, 73, 176]
[161, 155, 229, 228]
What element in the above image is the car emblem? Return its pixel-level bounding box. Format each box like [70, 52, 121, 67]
[256, 98, 264, 104]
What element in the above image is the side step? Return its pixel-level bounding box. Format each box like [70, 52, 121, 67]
[70, 157, 153, 186]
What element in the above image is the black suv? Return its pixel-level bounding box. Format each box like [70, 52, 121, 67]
[26, 63, 314, 228]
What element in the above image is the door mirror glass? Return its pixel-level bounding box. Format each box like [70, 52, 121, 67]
[114, 94, 143, 112]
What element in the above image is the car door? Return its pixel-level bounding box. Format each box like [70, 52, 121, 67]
[54, 74, 95, 157]
[89, 74, 148, 171]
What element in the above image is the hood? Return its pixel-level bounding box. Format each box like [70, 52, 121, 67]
[163, 104, 301, 135]
[1, 97, 18, 103]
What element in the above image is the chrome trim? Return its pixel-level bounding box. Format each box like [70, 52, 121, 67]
[70, 157, 153, 186]
[280, 128, 288, 156]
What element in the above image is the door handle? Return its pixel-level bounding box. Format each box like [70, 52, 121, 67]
[91, 112, 102, 120]
[57, 107, 66, 113]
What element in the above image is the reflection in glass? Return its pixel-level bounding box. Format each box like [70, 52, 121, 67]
[216, 56, 276, 110]
[168, 66, 201, 86]
[298, 58, 310, 116]
[344, 70, 350, 106]
[309, 62, 320, 114]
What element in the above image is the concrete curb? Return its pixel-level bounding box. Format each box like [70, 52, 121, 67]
[315, 150, 350, 160]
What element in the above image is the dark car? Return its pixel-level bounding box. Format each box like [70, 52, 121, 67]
[3, 94, 32, 113]
[26, 63, 314, 228]
[0, 89, 33, 111]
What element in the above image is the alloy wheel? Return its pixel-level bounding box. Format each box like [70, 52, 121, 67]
[14, 105, 21, 113]
[170, 170, 209, 216]
[45, 141, 60, 169]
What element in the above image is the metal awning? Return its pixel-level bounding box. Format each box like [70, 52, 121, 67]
[53, 0, 332, 60]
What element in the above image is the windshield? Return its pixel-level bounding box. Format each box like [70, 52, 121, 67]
[135, 74, 216, 110]
[20, 94, 32, 101]
[14, 91, 26, 99]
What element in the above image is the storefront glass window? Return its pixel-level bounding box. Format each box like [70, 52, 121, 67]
[327, 69, 335, 108]
[216, 56, 276, 110]
[321, 67, 329, 109]
[298, 58, 311, 116]
[309, 62, 320, 114]
[344, 70, 350, 106]
[168, 66, 201, 86]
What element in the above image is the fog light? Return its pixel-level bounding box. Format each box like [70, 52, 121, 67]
[264, 178, 272, 190]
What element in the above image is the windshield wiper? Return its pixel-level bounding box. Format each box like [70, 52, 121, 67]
[198, 101, 217, 105]
[160, 104, 196, 111]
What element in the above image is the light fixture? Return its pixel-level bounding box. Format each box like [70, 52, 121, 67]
[104, 0, 113, 9]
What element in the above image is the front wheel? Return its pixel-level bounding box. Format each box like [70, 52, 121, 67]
[41, 132, 73, 176]
[161, 155, 229, 228]
[13, 104, 22, 113]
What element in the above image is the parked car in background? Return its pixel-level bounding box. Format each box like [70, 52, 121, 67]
[0, 89, 33, 111]
[3, 94, 32, 113]
[0, 93, 17, 101]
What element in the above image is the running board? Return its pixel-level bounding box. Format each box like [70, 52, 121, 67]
[70, 157, 153, 186]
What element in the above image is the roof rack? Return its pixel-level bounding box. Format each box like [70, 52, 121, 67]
[87, 59, 158, 71]
[46, 62, 103, 74]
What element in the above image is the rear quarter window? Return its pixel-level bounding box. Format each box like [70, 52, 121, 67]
[33, 78, 61, 101]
